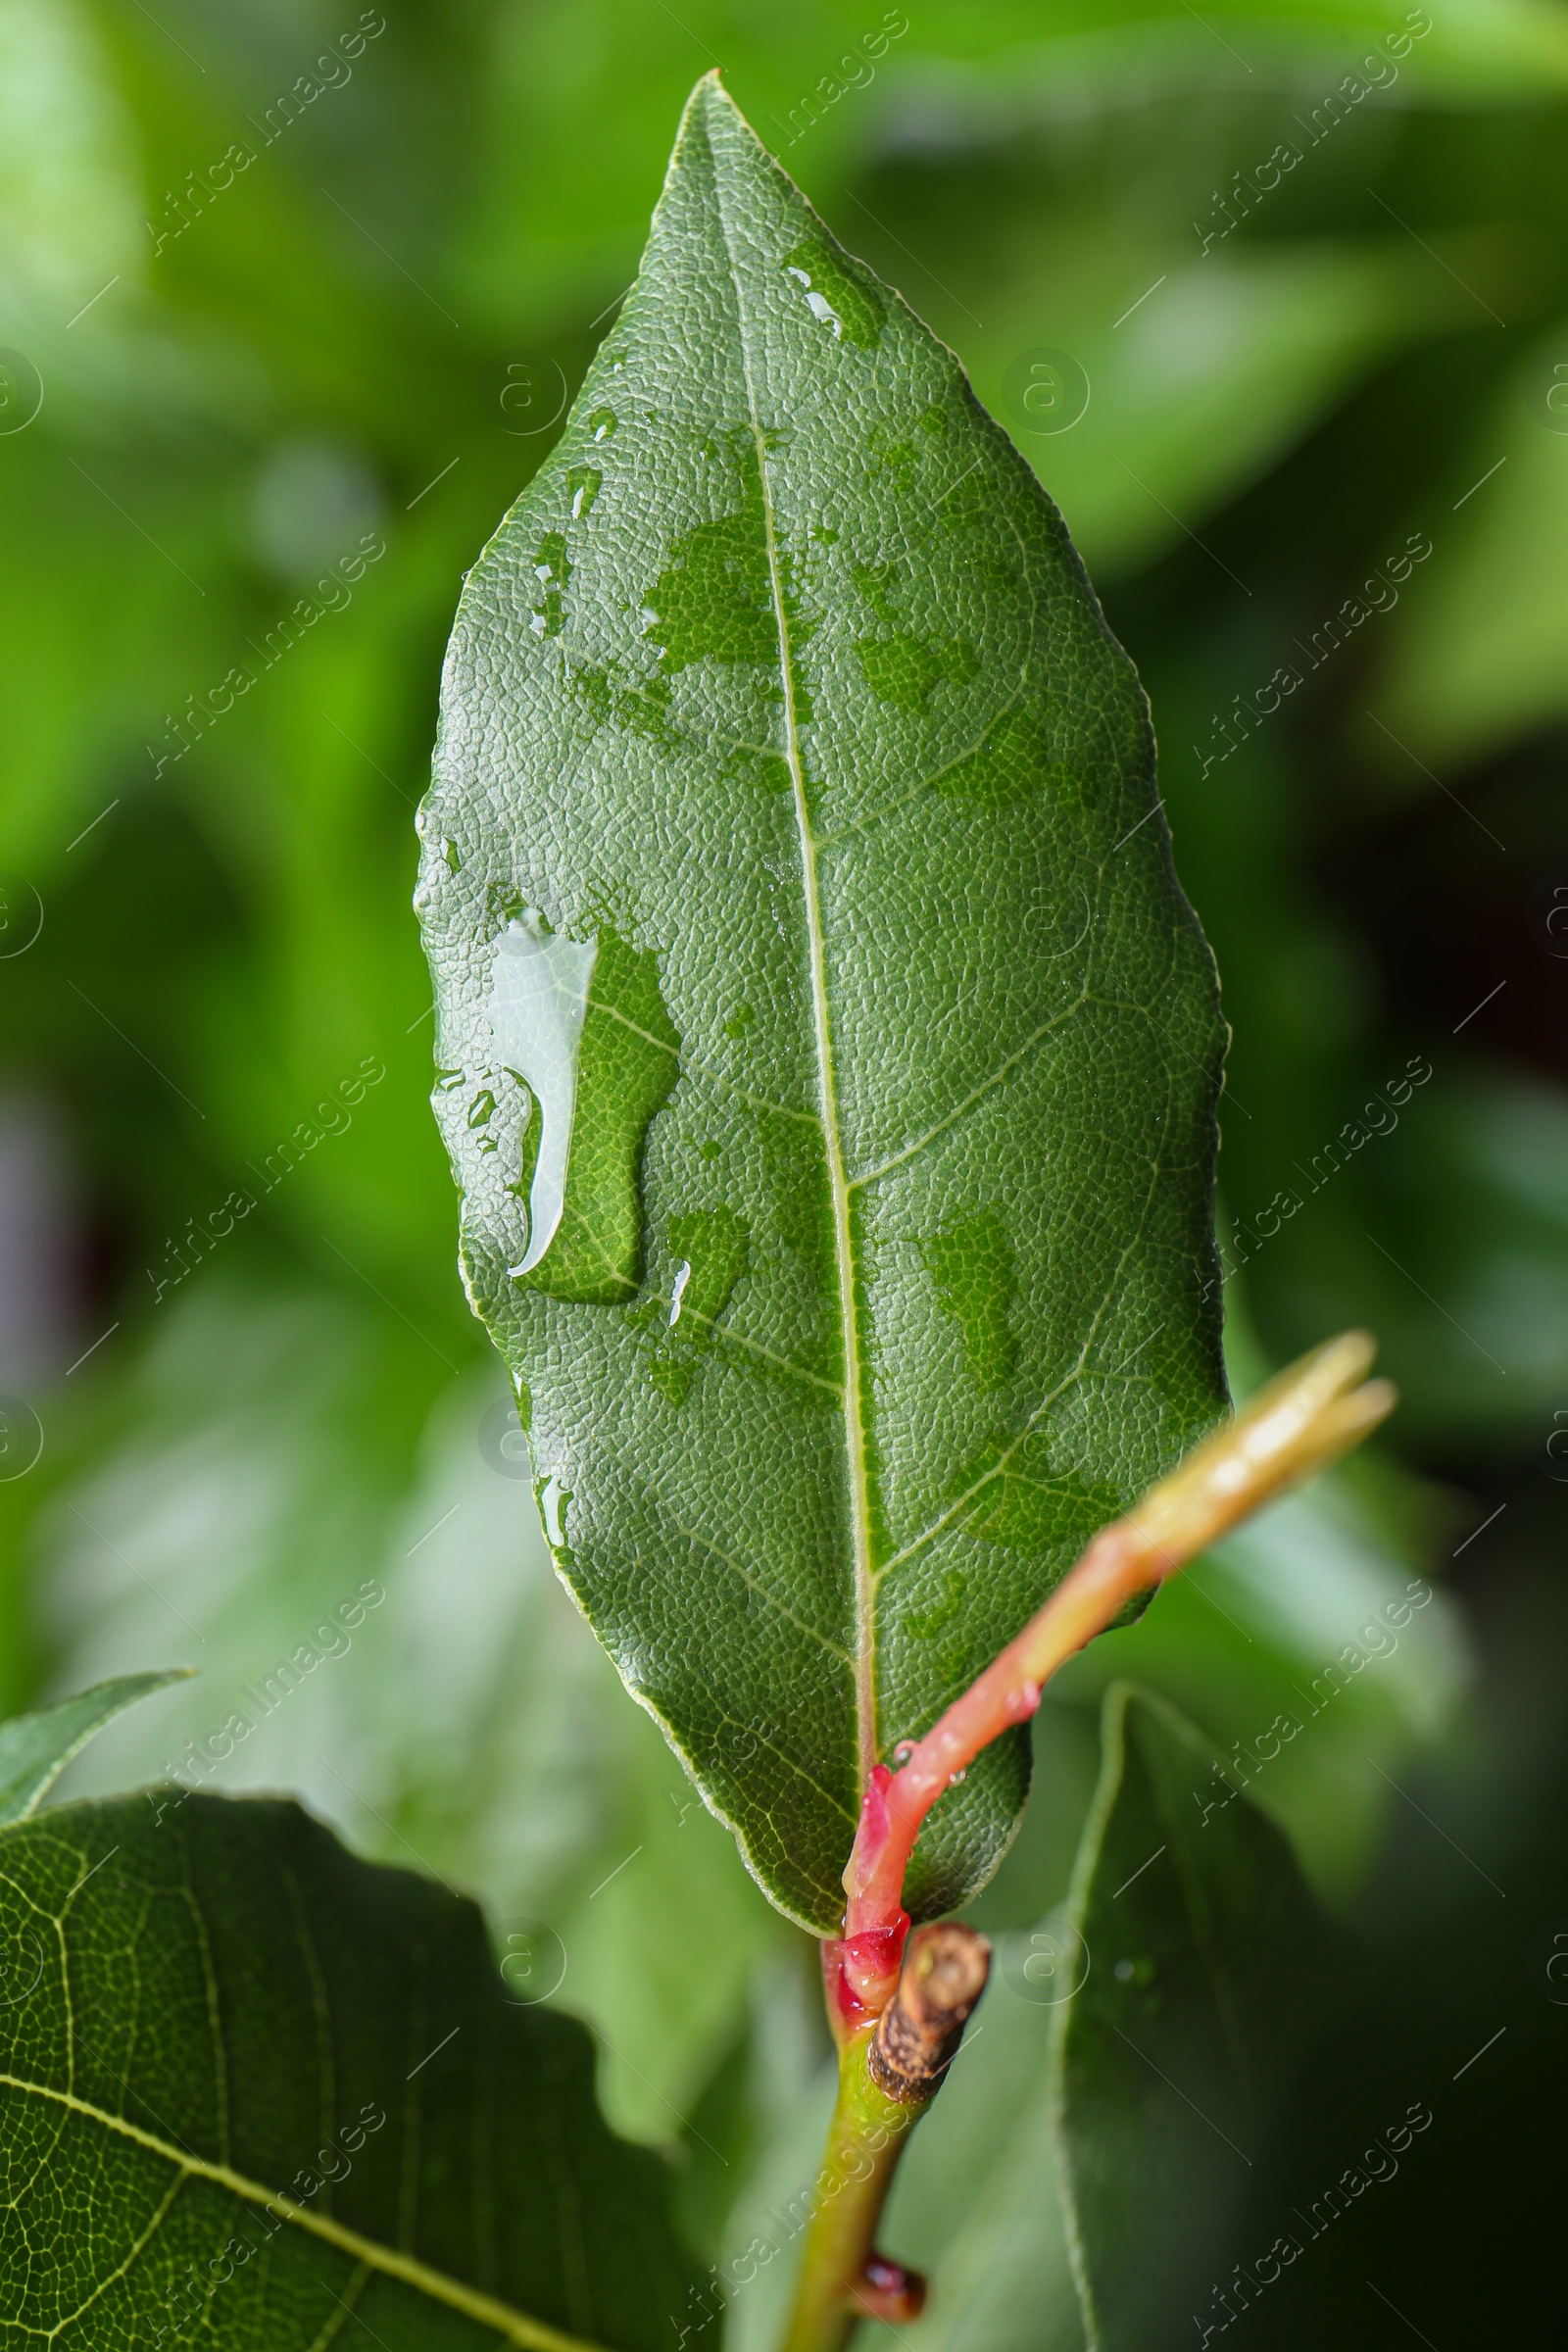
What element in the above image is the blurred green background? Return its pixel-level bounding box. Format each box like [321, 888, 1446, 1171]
[1, 0, 1564, 2339]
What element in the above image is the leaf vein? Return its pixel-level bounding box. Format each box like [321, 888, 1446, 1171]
[873, 1125, 1168, 1584]
[848, 990, 1089, 1192]
[302, 2262, 372, 2351]
[0, 2071, 612, 2352]
[43, 2168, 187, 2340]
[710, 125, 879, 1793]
[662, 1510, 855, 1665]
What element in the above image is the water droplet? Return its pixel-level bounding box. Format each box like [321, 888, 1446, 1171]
[907, 1569, 965, 1640]
[587, 408, 617, 443]
[487, 916, 598, 1278]
[947, 1767, 967, 1788]
[780, 242, 883, 349]
[496, 928, 680, 1307]
[937, 698, 1069, 810]
[539, 1473, 570, 1548]
[529, 531, 570, 639]
[787, 269, 845, 337]
[647, 1207, 750, 1405]
[1114, 1958, 1134, 1983]
[858, 630, 978, 712]
[642, 433, 777, 673]
[567, 466, 601, 519]
[892, 1740, 916, 1766]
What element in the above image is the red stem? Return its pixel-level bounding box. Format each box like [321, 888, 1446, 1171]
[833, 1331, 1396, 2009]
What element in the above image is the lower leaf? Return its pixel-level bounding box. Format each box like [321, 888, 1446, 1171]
[1053, 1683, 1341, 2351]
[0, 1792, 697, 2349]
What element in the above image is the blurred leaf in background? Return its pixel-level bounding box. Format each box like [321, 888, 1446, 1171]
[2, 1, 1566, 2339]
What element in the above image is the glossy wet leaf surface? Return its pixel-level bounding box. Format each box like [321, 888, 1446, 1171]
[1054, 1686, 1336, 2350]
[419, 76, 1227, 1934]
[0, 1793, 695, 2348]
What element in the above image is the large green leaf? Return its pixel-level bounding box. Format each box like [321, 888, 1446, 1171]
[0, 1791, 696, 2349]
[418, 74, 1227, 1935]
[0, 1670, 187, 1824]
[1054, 1684, 1337, 2350]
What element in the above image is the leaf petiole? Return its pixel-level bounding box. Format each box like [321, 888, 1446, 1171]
[839, 1330, 1396, 1987]
[782, 1927, 989, 2352]
[781, 1331, 1396, 2351]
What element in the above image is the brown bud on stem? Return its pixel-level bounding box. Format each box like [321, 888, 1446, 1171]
[850, 2255, 926, 2324]
[866, 1923, 990, 2103]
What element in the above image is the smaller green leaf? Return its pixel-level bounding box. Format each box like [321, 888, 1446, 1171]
[1054, 1684, 1339, 2351]
[0, 1670, 190, 1826]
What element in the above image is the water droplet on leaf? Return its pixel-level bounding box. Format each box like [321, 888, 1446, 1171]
[648, 1207, 750, 1404]
[491, 928, 680, 1306]
[487, 918, 598, 1278]
[539, 1473, 570, 1548]
[780, 242, 883, 348]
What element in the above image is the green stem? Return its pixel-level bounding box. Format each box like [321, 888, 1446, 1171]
[779, 2025, 926, 2352]
[780, 1333, 1397, 2347]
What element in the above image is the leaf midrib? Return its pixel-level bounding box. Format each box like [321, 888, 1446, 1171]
[707, 106, 878, 1799]
[0, 2068, 611, 2352]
